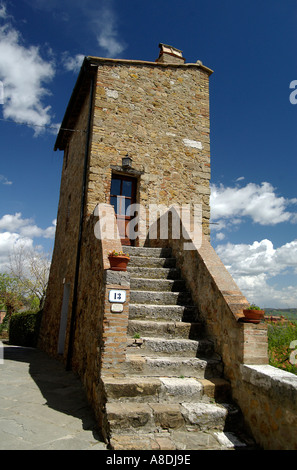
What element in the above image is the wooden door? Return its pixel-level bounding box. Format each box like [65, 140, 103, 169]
[110, 174, 137, 246]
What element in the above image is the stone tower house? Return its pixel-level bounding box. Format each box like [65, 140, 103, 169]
[38, 45, 278, 450]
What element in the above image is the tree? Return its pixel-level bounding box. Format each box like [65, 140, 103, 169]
[9, 242, 51, 310]
[0, 273, 23, 319]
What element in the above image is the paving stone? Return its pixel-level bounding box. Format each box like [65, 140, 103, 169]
[109, 433, 164, 450]
[159, 377, 203, 402]
[181, 402, 228, 431]
[0, 344, 107, 450]
[130, 290, 192, 306]
[149, 403, 184, 429]
[170, 430, 223, 450]
[106, 403, 154, 434]
[125, 247, 172, 258]
[129, 303, 197, 321]
[128, 319, 203, 339]
[213, 431, 248, 449]
[103, 377, 161, 402]
[127, 267, 181, 280]
[199, 377, 231, 401]
[132, 336, 213, 357]
[124, 355, 223, 379]
[129, 255, 176, 268]
[130, 278, 186, 292]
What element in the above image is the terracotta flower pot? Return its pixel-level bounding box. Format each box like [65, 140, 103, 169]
[242, 309, 265, 324]
[108, 255, 130, 271]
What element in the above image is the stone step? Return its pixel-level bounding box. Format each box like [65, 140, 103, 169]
[126, 336, 214, 357]
[109, 430, 251, 450]
[122, 355, 224, 379]
[105, 400, 233, 436]
[129, 304, 197, 322]
[129, 256, 176, 268]
[127, 267, 181, 280]
[130, 290, 192, 306]
[128, 319, 204, 339]
[103, 376, 204, 403]
[130, 278, 186, 292]
[124, 246, 172, 258]
[106, 402, 154, 435]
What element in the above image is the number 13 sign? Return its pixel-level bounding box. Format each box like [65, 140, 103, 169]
[108, 289, 126, 303]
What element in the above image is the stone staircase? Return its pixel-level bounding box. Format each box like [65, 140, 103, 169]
[102, 246, 256, 450]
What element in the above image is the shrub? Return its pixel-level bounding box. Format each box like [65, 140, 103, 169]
[267, 321, 297, 375]
[9, 310, 43, 347]
[0, 312, 9, 337]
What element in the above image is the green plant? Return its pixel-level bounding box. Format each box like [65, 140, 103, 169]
[9, 310, 43, 347]
[133, 333, 140, 339]
[267, 321, 297, 375]
[0, 312, 9, 337]
[108, 250, 130, 258]
[246, 303, 262, 310]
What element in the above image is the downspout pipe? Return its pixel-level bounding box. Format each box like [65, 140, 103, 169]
[66, 67, 95, 370]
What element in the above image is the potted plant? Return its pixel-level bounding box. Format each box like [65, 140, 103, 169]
[108, 250, 130, 271]
[242, 304, 265, 324]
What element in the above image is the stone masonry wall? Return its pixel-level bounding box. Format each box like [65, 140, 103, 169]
[40, 56, 212, 361]
[239, 364, 297, 449]
[38, 91, 92, 359]
[69, 208, 130, 434]
[86, 60, 212, 240]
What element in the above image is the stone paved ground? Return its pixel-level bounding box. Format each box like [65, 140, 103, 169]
[0, 342, 107, 450]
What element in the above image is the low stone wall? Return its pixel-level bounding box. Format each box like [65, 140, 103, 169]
[148, 207, 297, 449]
[239, 365, 297, 450]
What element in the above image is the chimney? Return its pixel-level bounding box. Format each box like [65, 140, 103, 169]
[156, 43, 185, 65]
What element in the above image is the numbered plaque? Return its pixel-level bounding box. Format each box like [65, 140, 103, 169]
[108, 289, 126, 303]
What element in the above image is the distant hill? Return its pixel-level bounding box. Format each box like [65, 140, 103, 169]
[264, 308, 297, 321]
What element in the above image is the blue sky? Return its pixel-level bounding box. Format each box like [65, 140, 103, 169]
[0, 0, 296, 308]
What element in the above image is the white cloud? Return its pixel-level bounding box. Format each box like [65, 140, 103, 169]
[0, 2, 8, 19]
[0, 174, 12, 185]
[62, 52, 85, 73]
[94, 4, 126, 57]
[0, 213, 56, 271]
[0, 231, 33, 272]
[0, 5, 57, 133]
[210, 181, 297, 227]
[29, 0, 126, 59]
[215, 232, 225, 241]
[216, 239, 297, 307]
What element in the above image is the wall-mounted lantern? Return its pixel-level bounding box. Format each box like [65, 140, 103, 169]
[122, 155, 133, 169]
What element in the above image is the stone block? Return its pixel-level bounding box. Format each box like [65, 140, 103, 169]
[181, 402, 228, 431]
[149, 403, 184, 429]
